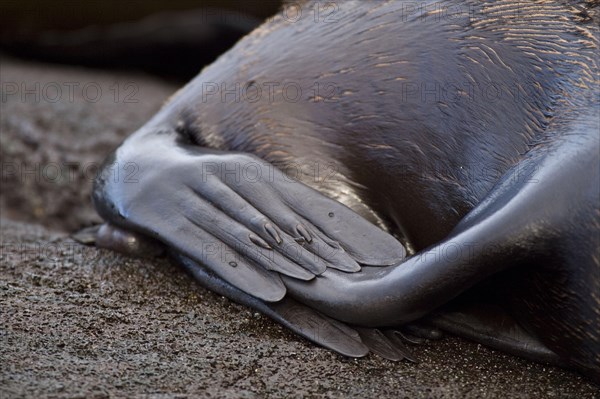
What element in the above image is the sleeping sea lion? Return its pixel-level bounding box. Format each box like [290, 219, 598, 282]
[90, 0, 599, 382]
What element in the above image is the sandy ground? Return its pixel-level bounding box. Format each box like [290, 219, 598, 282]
[1, 58, 599, 398]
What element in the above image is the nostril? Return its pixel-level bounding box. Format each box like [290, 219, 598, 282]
[175, 120, 187, 135]
[175, 119, 194, 144]
[174, 110, 205, 146]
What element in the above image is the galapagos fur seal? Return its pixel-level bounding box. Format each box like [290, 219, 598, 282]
[91, 0, 600, 381]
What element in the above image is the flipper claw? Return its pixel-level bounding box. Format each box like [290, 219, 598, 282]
[265, 223, 282, 244]
[249, 233, 271, 249]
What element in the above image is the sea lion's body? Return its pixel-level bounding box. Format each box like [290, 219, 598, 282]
[92, 0, 599, 381]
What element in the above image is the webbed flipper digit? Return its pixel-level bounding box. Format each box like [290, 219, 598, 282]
[354, 328, 417, 362]
[174, 252, 370, 358]
[189, 152, 407, 272]
[177, 252, 424, 361]
[267, 176, 406, 266]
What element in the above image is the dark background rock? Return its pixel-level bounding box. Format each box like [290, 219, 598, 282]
[0, 1, 281, 36]
[0, 2, 282, 81]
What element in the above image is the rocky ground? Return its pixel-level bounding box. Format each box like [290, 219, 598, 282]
[1, 58, 598, 398]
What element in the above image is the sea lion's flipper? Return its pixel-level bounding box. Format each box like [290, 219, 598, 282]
[427, 303, 563, 366]
[177, 251, 423, 359]
[355, 328, 417, 362]
[283, 115, 599, 328]
[174, 252, 370, 357]
[93, 130, 405, 301]
[213, 159, 406, 268]
[267, 177, 406, 267]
